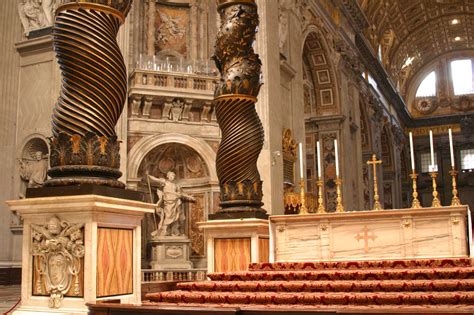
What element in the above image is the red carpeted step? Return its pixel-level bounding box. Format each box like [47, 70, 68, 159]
[249, 257, 474, 271]
[176, 279, 474, 293]
[208, 267, 474, 281]
[147, 290, 474, 306]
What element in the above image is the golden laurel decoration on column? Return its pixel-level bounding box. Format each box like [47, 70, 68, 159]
[46, 0, 132, 188]
[31, 216, 85, 308]
[210, 0, 267, 219]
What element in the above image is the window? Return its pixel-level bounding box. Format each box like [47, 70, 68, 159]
[368, 74, 377, 89]
[451, 59, 474, 95]
[420, 152, 438, 173]
[416, 71, 436, 98]
[461, 149, 474, 170]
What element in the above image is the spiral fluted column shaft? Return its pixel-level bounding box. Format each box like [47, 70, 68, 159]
[52, 3, 127, 137]
[45, 1, 132, 188]
[210, 0, 266, 218]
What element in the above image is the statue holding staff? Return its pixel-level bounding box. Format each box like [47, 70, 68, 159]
[147, 171, 195, 238]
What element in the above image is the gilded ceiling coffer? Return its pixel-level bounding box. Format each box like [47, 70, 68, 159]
[45, 0, 132, 188]
[210, 0, 267, 219]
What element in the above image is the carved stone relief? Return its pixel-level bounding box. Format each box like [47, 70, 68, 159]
[18, 0, 61, 36]
[322, 133, 338, 211]
[155, 4, 189, 56]
[31, 216, 84, 308]
[188, 193, 205, 257]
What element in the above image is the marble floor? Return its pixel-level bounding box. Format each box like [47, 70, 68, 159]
[0, 285, 20, 314]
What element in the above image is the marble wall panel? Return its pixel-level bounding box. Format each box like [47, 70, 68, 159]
[96, 228, 133, 298]
[330, 220, 403, 259]
[214, 238, 251, 272]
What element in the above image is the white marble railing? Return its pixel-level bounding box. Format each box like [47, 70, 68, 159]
[141, 269, 207, 283]
[129, 69, 217, 94]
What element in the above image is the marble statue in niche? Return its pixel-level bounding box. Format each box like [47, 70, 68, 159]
[19, 151, 48, 188]
[31, 216, 84, 308]
[148, 171, 195, 238]
[18, 0, 60, 36]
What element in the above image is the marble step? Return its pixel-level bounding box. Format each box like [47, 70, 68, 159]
[208, 267, 474, 281]
[147, 290, 474, 306]
[250, 257, 474, 271]
[177, 279, 474, 293]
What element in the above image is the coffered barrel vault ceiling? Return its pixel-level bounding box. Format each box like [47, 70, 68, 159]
[359, 0, 474, 82]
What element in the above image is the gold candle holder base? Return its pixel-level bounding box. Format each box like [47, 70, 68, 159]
[429, 171, 441, 208]
[316, 178, 326, 214]
[335, 177, 344, 213]
[299, 179, 309, 215]
[449, 169, 461, 206]
[409, 172, 421, 209]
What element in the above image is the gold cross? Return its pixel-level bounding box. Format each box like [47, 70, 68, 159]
[367, 154, 383, 210]
[355, 225, 377, 253]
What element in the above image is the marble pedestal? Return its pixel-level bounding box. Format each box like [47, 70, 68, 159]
[149, 236, 193, 270]
[270, 206, 472, 262]
[198, 219, 269, 273]
[6, 195, 154, 315]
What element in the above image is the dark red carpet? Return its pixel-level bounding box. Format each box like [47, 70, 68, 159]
[145, 257, 474, 312]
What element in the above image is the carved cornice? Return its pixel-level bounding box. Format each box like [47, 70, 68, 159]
[338, 0, 369, 31]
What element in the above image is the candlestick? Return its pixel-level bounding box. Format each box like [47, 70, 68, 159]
[298, 142, 304, 180]
[409, 172, 421, 208]
[449, 168, 461, 206]
[335, 177, 344, 212]
[449, 128, 455, 168]
[429, 171, 441, 208]
[299, 179, 309, 215]
[316, 178, 326, 213]
[429, 130, 435, 168]
[317, 141, 322, 178]
[409, 131, 415, 171]
[334, 139, 339, 177]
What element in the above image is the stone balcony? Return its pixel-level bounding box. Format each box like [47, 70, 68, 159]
[128, 69, 218, 120]
[127, 68, 221, 145]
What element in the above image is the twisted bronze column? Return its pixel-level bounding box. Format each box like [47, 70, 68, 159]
[46, 0, 132, 188]
[209, 0, 267, 219]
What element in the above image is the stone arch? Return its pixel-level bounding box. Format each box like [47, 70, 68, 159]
[301, 26, 340, 116]
[127, 133, 217, 183]
[20, 136, 49, 159]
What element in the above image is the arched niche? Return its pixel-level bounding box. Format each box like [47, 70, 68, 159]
[138, 143, 209, 188]
[128, 133, 217, 184]
[18, 136, 49, 197]
[128, 134, 218, 261]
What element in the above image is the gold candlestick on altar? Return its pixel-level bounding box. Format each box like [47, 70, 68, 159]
[429, 171, 441, 207]
[335, 177, 344, 213]
[316, 178, 326, 213]
[299, 179, 309, 215]
[367, 154, 383, 210]
[449, 168, 461, 206]
[409, 172, 421, 208]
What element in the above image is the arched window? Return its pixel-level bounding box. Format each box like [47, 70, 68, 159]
[415, 71, 436, 98]
[451, 59, 474, 96]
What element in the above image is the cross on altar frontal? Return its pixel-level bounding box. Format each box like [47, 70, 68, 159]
[367, 154, 383, 210]
[355, 225, 377, 254]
